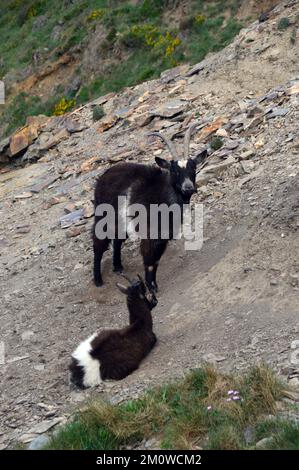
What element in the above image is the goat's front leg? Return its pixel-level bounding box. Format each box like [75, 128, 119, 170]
[140, 239, 168, 292]
[112, 239, 124, 273]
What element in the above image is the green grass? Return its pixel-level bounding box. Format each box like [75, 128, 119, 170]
[3, 92, 58, 136]
[43, 365, 298, 451]
[46, 419, 119, 450]
[77, 50, 165, 104]
[255, 417, 299, 450]
[0, 0, 245, 137]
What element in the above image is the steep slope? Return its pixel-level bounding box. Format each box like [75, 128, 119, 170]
[0, 0, 298, 449]
[0, 0, 280, 137]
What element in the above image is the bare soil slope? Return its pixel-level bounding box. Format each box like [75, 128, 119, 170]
[0, 0, 298, 448]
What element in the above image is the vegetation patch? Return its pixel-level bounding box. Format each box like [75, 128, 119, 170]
[87, 9, 105, 22]
[277, 17, 291, 31]
[3, 92, 56, 136]
[92, 105, 105, 121]
[210, 137, 224, 151]
[0, 0, 245, 137]
[53, 97, 76, 116]
[44, 365, 298, 450]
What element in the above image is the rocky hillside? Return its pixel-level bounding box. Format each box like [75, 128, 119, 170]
[0, 0, 280, 138]
[0, 0, 298, 449]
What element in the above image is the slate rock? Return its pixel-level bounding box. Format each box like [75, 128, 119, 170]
[9, 125, 39, 156]
[39, 128, 70, 151]
[28, 434, 50, 450]
[160, 65, 185, 83]
[224, 140, 239, 150]
[153, 99, 189, 118]
[29, 175, 59, 193]
[66, 226, 86, 238]
[32, 15, 47, 33]
[64, 119, 87, 134]
[186, 62, 206, 77]
[255, 437, 274, 449]
[266, 108, 289, 119]
[60, 209, 84, 228]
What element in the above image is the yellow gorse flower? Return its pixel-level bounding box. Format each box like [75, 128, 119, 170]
[53, 97, 76, 116]
[28, 6, 38, 18]
[128, 25, 181, 61]
[87, 9, 104, 21]
[195, 14, 206, 25]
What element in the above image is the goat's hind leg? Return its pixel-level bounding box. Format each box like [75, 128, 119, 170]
[93, 237, 109, 286]
[113, 239, 124, 273]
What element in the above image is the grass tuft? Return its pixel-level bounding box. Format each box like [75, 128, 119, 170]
[255, 416, 299, 450]
[277, 17, 291, 31]
[43, 365, 296, 451]
[241, 365, 284, 423]
[92, 105, 105, 121]
[210, 137, 224, 151]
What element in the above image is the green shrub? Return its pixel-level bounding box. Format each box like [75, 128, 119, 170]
[210, 137, 223, 150]
[92, 105, 105, 121]
[277, 17, 291, 31]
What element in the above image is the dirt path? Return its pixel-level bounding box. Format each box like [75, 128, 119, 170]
[0, 0, 298, 448]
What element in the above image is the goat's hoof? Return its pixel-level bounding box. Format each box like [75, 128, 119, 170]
[113, 265, 124, 273]
[94, 279, 103, 287]
[151, 282, 158, 294]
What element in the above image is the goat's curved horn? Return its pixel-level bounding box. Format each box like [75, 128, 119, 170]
[183, 122, 198, 160]
[148, 132, 179, 160]
[121, 273, 132, 284]
[137, 274, 144, 283]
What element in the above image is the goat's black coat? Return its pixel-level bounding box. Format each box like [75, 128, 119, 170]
[69, 278, 157, 387]
[93, 150, 207, 289]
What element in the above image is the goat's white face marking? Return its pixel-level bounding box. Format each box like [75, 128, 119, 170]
[178, 160, 188, 168]
[148, 266, 154, 272]
[72, 333, 101, 388]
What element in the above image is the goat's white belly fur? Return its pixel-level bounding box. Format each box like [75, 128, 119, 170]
[72, 333, 101, 387]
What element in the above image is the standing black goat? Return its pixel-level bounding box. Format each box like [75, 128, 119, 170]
[93, 123, 207, 290]
[69, 275, 157, 388]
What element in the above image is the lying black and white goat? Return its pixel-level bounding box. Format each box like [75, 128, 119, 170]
[69, 275, 157, 388]
[93, 122, 208, 289]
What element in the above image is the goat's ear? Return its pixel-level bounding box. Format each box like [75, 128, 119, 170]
[116, 283, 128, 295]
[192, 149, 208, 166]
[155, 157, 171, 170]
